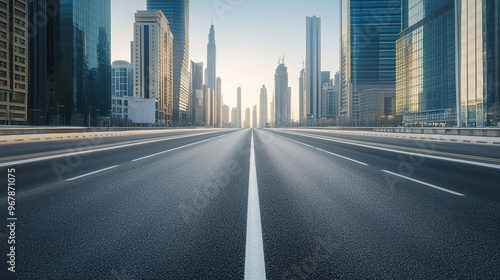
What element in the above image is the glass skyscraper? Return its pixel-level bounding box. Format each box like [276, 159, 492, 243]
[29, 0, 111, 126]
[396, 0, 457, 126]
[397, 0, 499, 127]
[457, 0, 499, 127]
[147, 0, 189, 125]
[340, 0, 401, 124]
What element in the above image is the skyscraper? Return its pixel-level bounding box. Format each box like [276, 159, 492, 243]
[341, 0, 401, 124]
[190, 61, 203, 125]
[252, 104, 257, 128]
[299, 68, 306, 123]
[231, 107, 236, 127]
[133, 10, 173, 126]
[147, 0, 189, 124]
[321, 71, 331, 88]
[205, 23, 219, 126]
[275, 60, 290, 126]
[457, 0, 499, 127]
[244, 107, 250, 128]
[215, 76, 221, 127]
[28, 0, 111, 126]
[259, 85, 268, 128]
[2, 0, 28, 125]
[396, 0, 456, 127]
[236, 87, 241, 128]
[306, 16, 321, 121]
[222, 104, 229, 127]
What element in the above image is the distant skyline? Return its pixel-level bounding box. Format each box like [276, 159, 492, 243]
[111, 0, 340, 121]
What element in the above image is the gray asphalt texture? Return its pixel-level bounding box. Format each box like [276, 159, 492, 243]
[0, 128, 499, 279]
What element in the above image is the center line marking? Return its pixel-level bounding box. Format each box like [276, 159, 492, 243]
[382, 170, 465, 196]
[65, 165, 119, 181]
[244, 130, 266, 280]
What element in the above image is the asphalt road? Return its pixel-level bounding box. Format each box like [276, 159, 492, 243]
[0, 128, 499, 279]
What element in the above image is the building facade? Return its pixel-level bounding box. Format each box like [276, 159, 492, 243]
[299, 67, 306, 123]
[147, 0, 189, 124]
[244, 107, 250, 128]
[27, 0, 111, 126]
[396, 0, 456, 127]
[259, 85, 268, 128]
[190, 61, 203, 125]
[1, 0, 28, 125]
[274, 61, 290, 126]
[321, 83, 337, 119]
[341, 0, 401, 125]
[306, 16, 321, 120]
[236, 86, 241, 128]
[222, 104, 229, 127]
[133, 10, 173, 126]
[111, 60, 133, 120]
[457, 0, 499, 127]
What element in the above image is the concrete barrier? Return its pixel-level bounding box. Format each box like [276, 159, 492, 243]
[309, 127, 500, 137]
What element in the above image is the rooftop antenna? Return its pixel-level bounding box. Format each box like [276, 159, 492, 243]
[282, 54, 286, 64]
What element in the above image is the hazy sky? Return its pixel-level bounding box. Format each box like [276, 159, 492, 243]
[111, 0, 340, 121]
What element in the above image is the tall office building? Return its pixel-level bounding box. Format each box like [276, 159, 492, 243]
[397, 0, 456, 127]
[321, 71, 331, 88]
[270, 94, 274, 125]
[203, 85, 212, 125]
[205, 23, 220, 126]
[133, 10, 173, 126]
[457, 0, 499, 127]
[321, 83, 337, 119]
[27, 0, 111, 126]
[306, 16, 321, 120]
[275, 61, 290, 126]
[147, 0, 189, 124]
[299, 67, 306, 123]
[244, 107, 250, 128]
[252, 104, 257, 128]
[231, 107, 236, 127]
[259, 85, 268, 128]
[215, 76, 221, 127]
[341, 0, 401, 124]
[1, 0, 28, 125]
[236, 86, 241, 128]
[222, 104, 229, 127]
[111, 60, 133, 120]
[190, 61, 203, 125]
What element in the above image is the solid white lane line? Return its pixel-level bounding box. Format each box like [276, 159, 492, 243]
[131, 133, 230, 162]
[65, 165, 119, 182]
[0, 131, 226, 168]
[244, 130, 266, 280]
[280, 131, 500, 170]
[382, 170, 465, 197]
[273, 131, 368, 166]
[315, 147, 368, 166]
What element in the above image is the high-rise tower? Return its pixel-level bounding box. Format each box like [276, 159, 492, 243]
[306, 16, 321, 121]
[147, 0, 189, 125]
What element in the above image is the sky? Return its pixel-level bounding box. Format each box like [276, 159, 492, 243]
[111, 0, 340, 122]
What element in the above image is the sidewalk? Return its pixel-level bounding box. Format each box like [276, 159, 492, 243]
[0, 128, 218, 144]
